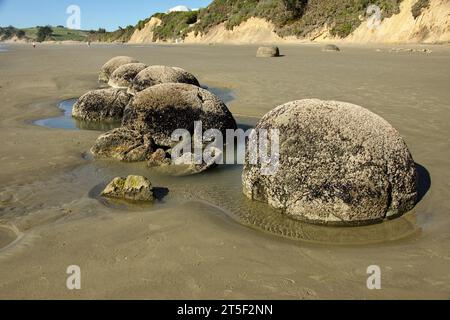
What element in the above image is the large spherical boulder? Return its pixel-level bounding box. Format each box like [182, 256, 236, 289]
[129, 66, 200, 94]
[122, 83, 237, 147]
[72, 88, 132, 122]
[256, 46, 280, 58]
[323, 44, 340, 52]
[108, 63, 148, 88]
[242, 99, 418, 225]
[91, 127, 154, 162]
[99, 56, 139, 83]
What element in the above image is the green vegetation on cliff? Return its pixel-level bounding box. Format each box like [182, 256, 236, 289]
[146, 0, 403, 41]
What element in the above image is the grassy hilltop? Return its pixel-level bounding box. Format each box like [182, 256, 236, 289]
[2, 0, 434, 43]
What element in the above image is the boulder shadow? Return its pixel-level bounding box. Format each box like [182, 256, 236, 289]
[152, 187, 170, 201]
[416, 162, 431, 203]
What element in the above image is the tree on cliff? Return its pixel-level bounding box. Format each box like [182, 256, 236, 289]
[36, 26, 53, 42]
[281, 0, 308, 19]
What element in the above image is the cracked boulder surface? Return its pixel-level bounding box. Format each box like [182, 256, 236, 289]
[242, 99, 418, 226]
[91, 127, 154, 162]
[98, 56, 139, 83]
[123, 83, 237, 147]
[108, 63, 148, 88]
[128, 65, 200, 94]
[72, 88, 132, 122]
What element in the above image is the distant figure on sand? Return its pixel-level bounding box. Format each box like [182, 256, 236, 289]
[87, 41, 91, 47]
[32, 42, 36, 48]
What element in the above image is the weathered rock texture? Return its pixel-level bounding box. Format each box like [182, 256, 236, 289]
[256, 46, 280, 57]
[123, 83, 237, 147]
[91, 127, 154, 162]
[99, 56, 139, 83]
[242, 99, 418, 225]
[72, 88, 132, 122]
[101, 175, 153, 201]
[108, 63, 148, 88]
[129, 65, 200, 94]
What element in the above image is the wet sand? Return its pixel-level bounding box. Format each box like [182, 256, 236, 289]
[0, 43, 449, 299]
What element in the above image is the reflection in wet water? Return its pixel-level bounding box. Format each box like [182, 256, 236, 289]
[34, 99, 121, 131]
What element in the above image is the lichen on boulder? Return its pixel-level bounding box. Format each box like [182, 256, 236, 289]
[101, 175, 154, 202]
[242, 99, 418, 226]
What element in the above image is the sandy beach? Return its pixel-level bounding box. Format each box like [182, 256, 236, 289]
[0, 43, 449, 299]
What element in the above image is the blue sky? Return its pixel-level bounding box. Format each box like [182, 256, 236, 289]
[0, 0, 212, 31]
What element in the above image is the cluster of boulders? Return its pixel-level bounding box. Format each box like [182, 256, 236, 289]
[73, 56, 237, 187]
[77, 56, 419, 226]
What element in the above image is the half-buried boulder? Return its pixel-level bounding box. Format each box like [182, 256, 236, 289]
[108, 63, 148, 88]
[129, 65, 200, 94]
[242, 99, 418, 226]
[323, 44, 340, 52]
[101, 175, 153, 202]
[122, 83, 237, 147]
[91, 127, 154, 162]
[72, 88, 132, 122]
[99, 56, 139, 83]
[256, 46, 280, 58]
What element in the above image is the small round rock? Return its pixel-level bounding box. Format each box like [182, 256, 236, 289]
[256, 46, 280, 58]
[323, 44, 340, 52]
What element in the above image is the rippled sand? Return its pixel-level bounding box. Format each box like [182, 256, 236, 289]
[0, 43, 449, 299]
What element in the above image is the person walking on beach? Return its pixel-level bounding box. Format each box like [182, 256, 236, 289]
[32, 41, 36, 48]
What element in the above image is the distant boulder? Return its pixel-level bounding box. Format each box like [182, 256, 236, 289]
[99, 56, 139, 83]
[101, 175, 154, 202]
[129, 65, 200, 94]
[323, 44, 340, 52]
[72, 88, 132, 122]
[108, 63, 148, 88]
[256, 46, 280, 58]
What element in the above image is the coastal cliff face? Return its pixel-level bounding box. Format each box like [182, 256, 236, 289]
[129, 17, 162, 44]
[129, 0, 450, 44]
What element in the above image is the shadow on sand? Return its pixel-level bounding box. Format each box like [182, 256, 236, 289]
[416, 162, 431, 203]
